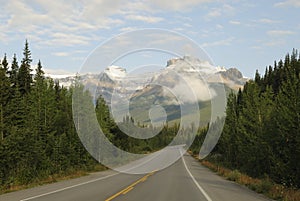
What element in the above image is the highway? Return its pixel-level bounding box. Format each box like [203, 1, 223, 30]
[0, 153, 272, 201]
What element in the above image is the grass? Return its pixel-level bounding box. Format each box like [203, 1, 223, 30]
[0, 164, 107, 195]
[190, 153, 300, 201]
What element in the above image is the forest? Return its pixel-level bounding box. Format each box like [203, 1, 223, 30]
[191, 49, 300, 188]
[0, 41, 179, 190]
[0, 41, 299, 192]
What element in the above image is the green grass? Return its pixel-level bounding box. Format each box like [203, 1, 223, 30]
[196, 158, 300, 201]
[0, 164, 107, 195]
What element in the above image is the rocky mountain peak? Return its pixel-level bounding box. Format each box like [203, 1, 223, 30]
[104, 65, 126, 80]
[219, 68, 243, 80]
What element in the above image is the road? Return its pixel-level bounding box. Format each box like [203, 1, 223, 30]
[0, 153, 272, 201]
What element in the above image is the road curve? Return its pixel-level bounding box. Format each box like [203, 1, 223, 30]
[0, 153, 272, 201]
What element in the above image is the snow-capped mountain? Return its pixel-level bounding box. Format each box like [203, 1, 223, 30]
[51, 56, 248, 124]
[51, 56, 247, 91]
[104, 65, 126, 80]
[166, 56, 223, 74]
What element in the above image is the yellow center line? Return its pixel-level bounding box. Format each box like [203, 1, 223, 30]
[105, 170, 157, 201]
[122, 186, 133, 195]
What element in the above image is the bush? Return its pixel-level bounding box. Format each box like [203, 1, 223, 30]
[227, 170, 242, 182]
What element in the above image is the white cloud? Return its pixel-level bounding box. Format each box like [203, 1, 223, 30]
[0, 0, 127, 47]
[119, 27, 139, 32]
[229, 20, 241, 25]
[44, 68, 76, 76]
[274, 0, 300, 7]
[201, 37, 234, 47]
[216, 24, 224, 29]
[0, 0, 218, 49]
[183, 23, 193, 27]
[267, 30, 295, 36]
[125, 15, 163, 23]
[251, 46, 262, 50]
[258, 18, 281, 24]
[205, 4, 235, 20]
[52, 52, 70, 57]
[41, 32, 92, 46]
[147, 0, 213, 11]
[206, 9, 222, 18]
[173, 27, 185, 32]
[264, 40, 286, 47]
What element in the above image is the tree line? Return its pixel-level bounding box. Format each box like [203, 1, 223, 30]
[0, 41, 181, 190]
[0, 41, 100, 189]
[194, 49, 300, 188]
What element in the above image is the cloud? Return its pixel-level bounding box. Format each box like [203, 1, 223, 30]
[207, 9, 222, 18]
[216, 24, 224, 29]
[274, 0, 300, 7]
[201, 37, 234, 48]
[125, 15, 163, 23]
[43, 67, 76, 74]
[229, 20, 241, 25]
[267, 30, 295, 36]
[0, 1, 127, 47]
[119, 27, 139, 32]
[183, 23, 192, 27]
[2, 0, 208, 49]
[264, 40, 286, 47]
[258, 18, 281, 24]
[251, 46, 262, 50]
[52, 52, 70, 57]
[147, 0, 213, 11]
[161, 71, 216, 103]
[205, 4, 235, 20]
[40, 32, 92, 46]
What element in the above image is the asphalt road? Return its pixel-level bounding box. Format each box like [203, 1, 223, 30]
[0, 153, 272, 201]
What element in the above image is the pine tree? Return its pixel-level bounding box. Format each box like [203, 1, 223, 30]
[34, 60, 44, 82]
[272, 72, 300, 186]
[254, 70, 261, 86]
[18, 40, 33, 95]
[9, 54, 19, 88]
[2, 54, 8, 72]
[0, 57, 10, 141]
[218, 91, 240, 167]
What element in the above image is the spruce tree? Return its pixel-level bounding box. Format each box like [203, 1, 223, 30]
[2, 54, 8, 72]
[0, 58, 10, 140]
[18, 40, 33, 95]
[9, 54, 19, 88]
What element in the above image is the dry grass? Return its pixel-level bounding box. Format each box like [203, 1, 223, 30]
[198, 159, 300, 201]
[0, 165, 107, 195]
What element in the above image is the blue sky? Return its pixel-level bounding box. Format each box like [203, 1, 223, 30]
[0, 0, 299, 78]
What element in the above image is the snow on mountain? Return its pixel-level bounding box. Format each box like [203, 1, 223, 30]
[48, 58, 248, 124]
[104, 65, 126, 80]
[45, 74, 75, 79]
[50, 57, 247, 93]
[165, 55, 227, 75]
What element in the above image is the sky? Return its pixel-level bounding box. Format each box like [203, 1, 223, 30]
[0, 0, 299, 78]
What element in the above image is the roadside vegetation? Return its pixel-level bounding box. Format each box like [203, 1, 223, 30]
[190, 49, 300, 201]
[200, 160, 300, 201]
[0, 41, 182, 194]
[0, 41, 299, 198]
[0, 41, 106, 194]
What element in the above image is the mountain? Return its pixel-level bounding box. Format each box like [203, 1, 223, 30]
[51, 56, 248, 125]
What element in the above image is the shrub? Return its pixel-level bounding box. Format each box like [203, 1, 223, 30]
[227, 170, 242, 182]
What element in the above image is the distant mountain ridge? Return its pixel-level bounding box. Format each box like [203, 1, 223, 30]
[50, 56, 247, 90]
[50, 56, 248, 125]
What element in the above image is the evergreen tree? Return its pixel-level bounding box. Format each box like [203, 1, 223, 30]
[18, 40, 33, 95]
[272, 72, 300, 186]
[9, 54, 19, 89]
[208, 50, 300, 187]
[2, 54, 8, 72]
[34, 60, 44, 82]
[0, 58, 10, 141]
